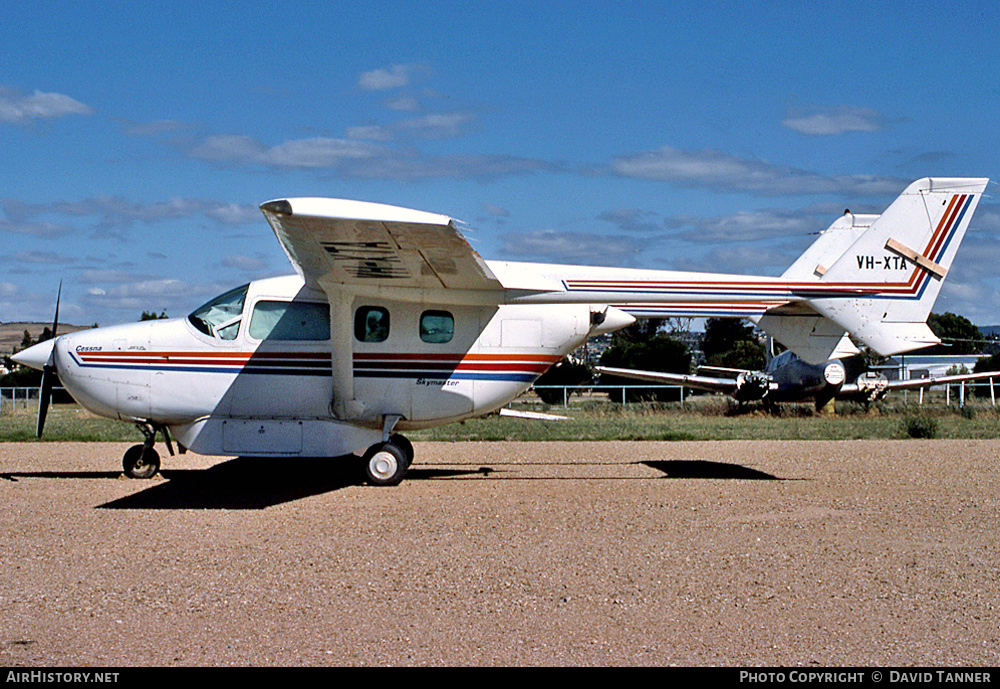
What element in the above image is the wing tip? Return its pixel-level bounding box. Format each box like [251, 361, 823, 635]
[260, 200, 293, 215]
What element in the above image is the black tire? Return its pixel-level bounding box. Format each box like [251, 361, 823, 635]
[362, 441, 409, 486]
[388, 433, 414, 464]
[123, 444, 160, 479]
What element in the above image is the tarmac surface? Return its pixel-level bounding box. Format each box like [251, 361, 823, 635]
[1, 439, 998, 667]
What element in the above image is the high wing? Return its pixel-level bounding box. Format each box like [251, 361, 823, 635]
[260, 197, 510, 422]
[260, 198, 502, 292]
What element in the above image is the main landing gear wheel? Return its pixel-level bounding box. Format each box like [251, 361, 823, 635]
[123, 444, 161, 479]
[362, 440, 410, 486]
[388, 433, 414, 465]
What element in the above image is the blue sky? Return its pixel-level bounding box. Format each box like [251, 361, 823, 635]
[2, 0, 999, 329]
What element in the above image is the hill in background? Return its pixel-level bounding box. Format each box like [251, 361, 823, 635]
[0, 322, 92, 356]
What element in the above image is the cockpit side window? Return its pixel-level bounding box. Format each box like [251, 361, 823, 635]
[188, 284, 249, 340]
[249, 301, 330, 341]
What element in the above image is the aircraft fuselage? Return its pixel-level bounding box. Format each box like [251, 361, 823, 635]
[48, 275, 597, 457]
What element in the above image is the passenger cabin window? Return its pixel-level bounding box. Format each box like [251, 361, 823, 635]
[420, 310, 454, 343]
[249, 301, 330, 341]
[355, 306, 389, 342]
[188, 284, 249, 340]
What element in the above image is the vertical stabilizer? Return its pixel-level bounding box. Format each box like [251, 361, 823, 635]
[807, 177, 988, 356]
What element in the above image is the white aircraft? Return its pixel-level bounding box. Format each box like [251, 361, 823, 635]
[13, 177, 988, 485]
[597, 348, 1000, 409]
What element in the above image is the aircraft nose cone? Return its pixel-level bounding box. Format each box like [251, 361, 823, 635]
[11, 339, 55, 371]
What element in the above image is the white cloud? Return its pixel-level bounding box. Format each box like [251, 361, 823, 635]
[124, 119, 190, 137]
[261, 137, 382, 167]
[79, 269, 149, 284]
[14, 250, 74, 264]
[221, 254, 268, 272]
[481, 203, 510, 218]
[83, 279, 209, 314]
[5, 196, 263, 231]
[612, 146, 906, 196]
[0, 87, 94, 124]
[204, 203, 261, 225]
[397, 112, 477, 139]
[188, 135, 269, 163]
[500, 229, 642, 266]
[598, 209, 662, 234]
[0, 217, 74, 238]
[182, 129, 550, 180]
[669, 245, 800, 276]
[358, 64, 427, 91]
[669, 208, 821, 243]
[346, 125, 392, 141]
[386, 96, 421, 112]
[783, 105, 883, 136]
[189, 134, 384, 169]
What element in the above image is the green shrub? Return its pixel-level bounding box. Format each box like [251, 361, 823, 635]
[903, 415, 938, 439]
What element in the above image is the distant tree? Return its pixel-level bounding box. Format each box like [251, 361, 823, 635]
[973, 352, 1000, 398]
[609, 318, 667, 346]
[664, 317, 694, 336]
[712, 339, 766, 371]
[140, 310, 169, 321]
[701, 318, 765, 369]
[599, 334, 691, 403]
[926, 312, 984, 354]
[533, 357, 593, 405]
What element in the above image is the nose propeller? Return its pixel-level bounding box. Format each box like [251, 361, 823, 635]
[36, 281, 61, 438]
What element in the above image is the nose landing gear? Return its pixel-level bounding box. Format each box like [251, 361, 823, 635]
[122, 443, 160, 480]
[122, 421, 175, 479]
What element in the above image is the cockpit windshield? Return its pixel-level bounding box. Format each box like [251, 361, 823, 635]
[188, 284, 249, 340]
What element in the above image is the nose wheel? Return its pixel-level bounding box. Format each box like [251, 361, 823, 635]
[123, 444, 161, 479]
[122, 421, 173, 479]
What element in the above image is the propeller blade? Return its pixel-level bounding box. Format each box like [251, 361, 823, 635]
[50, 280, 61, 340]
[36, 281, 62, 438]
[37, 364, 53, 438]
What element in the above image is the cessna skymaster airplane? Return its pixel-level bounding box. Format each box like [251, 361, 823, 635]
[12, 177, 988, 485]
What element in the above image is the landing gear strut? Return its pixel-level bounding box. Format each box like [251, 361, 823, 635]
[122, 421, 173, 479]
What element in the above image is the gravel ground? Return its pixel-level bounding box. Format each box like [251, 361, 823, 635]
[0, 439, 997, 667]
